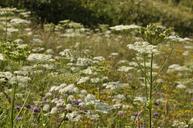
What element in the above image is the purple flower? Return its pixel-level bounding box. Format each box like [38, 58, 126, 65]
[15, 105, 21, 111]
[72, 100, 82, 105]
[153, 112, 159, 118]
[32, 106, 40, 113]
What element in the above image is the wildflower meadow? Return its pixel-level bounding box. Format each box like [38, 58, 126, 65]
[0, 1, 193, 128]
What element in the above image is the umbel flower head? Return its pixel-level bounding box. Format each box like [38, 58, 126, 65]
[140, 23, 172, 45]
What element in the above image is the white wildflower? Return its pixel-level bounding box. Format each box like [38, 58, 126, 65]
[110, 24, 141, 31]
[127, 41, 159, 54]
[7, 27, 19, 33]
[189, 118, 193, 125]
[10, 18, 30, 25]
[110, 52, 119, 56]
[77, 77, 90, 84]
[43, 104, 50, 112]
[0, 72, 13, 80]
[9, 75, 31, 87]
[27, 53, 52, 62]
[45, 49, 54, 54]
[80, 89, 87, 95]
[167, 64, 189, 73]
[32, 38, 43, 44]
[32, 47, 45, 53]
[103, 81, 120, 90]
[66, 111, 81, 122]
[118, 60, 129, 65]
[113, 94, 126, 102]
[66, 104, 73, 111]
[84, 94, 96, 102]
[59, 84, 76, 94]
[59, 49, 73, 59]
[167, 35, 192, 42]
[93, 56, 105, 62]
[117, 66, 133, 72]
[133, 96, 146, 104]
[49, 86, 57, 92]
[86, 113, 99, 120]
[56, 99, 65, 107]
[90, 78, 101, 84]
[176, 83, 186, 89]
[14, 39, 24, 44]
[14, 71, 29, 76]
[82, 67, 93, 75]
[50, 107, 58, 114]
[94, 101, 111, 113]
[67, 95, 75, 102]
[0, 53, 4, 61]
[172, 120, 188, 128]
[76, 57, 92, 66]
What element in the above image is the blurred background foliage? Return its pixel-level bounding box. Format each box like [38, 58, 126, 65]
[0, 0, 193, 36]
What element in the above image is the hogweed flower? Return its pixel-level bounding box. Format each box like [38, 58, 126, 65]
[127, 41, 159, 55]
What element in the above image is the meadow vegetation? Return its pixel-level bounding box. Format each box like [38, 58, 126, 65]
[0, 1, 193, 128]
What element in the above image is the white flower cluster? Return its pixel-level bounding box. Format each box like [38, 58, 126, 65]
[127, 41, 159, 54]
[0, 71, 31, 87]
[27, 53, 53, 62]
[43, 83, 112, 121]
[0, 7, 16, 15]
[0, 7, 32, 36]
[103, 81, 127, 90]
[167, 64, 189, 73]
[167, 35, 192, 42]
[59, 49, 73, 59]
[172, 120, 188, 128]
[10, 18, 30, 25]
[0, 53, 4, 61]
[117, 66, 134, 72]
[76, 57, 93, 66]
[110, 24, 141, 31]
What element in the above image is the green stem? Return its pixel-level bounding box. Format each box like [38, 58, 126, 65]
[5, 15, 8, 42]
[11, 84, 16, 128]
[143, 55, 148, 101]
[149, 52, 153, 128]
[98, 87, 100, 99]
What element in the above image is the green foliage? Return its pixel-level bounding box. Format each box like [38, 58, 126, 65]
[1, 0, 193, 36]
[0, 41, 30, 61]
[140, 24, 172, 45]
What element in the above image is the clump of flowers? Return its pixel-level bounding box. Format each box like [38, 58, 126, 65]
[42, 83, 112, 122]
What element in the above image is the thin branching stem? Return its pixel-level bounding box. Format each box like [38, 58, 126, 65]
[15, 91, 30, 120]
[153, 43, 174, 82]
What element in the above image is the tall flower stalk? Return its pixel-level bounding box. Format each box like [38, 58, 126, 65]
[128, 24, 171, 128]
